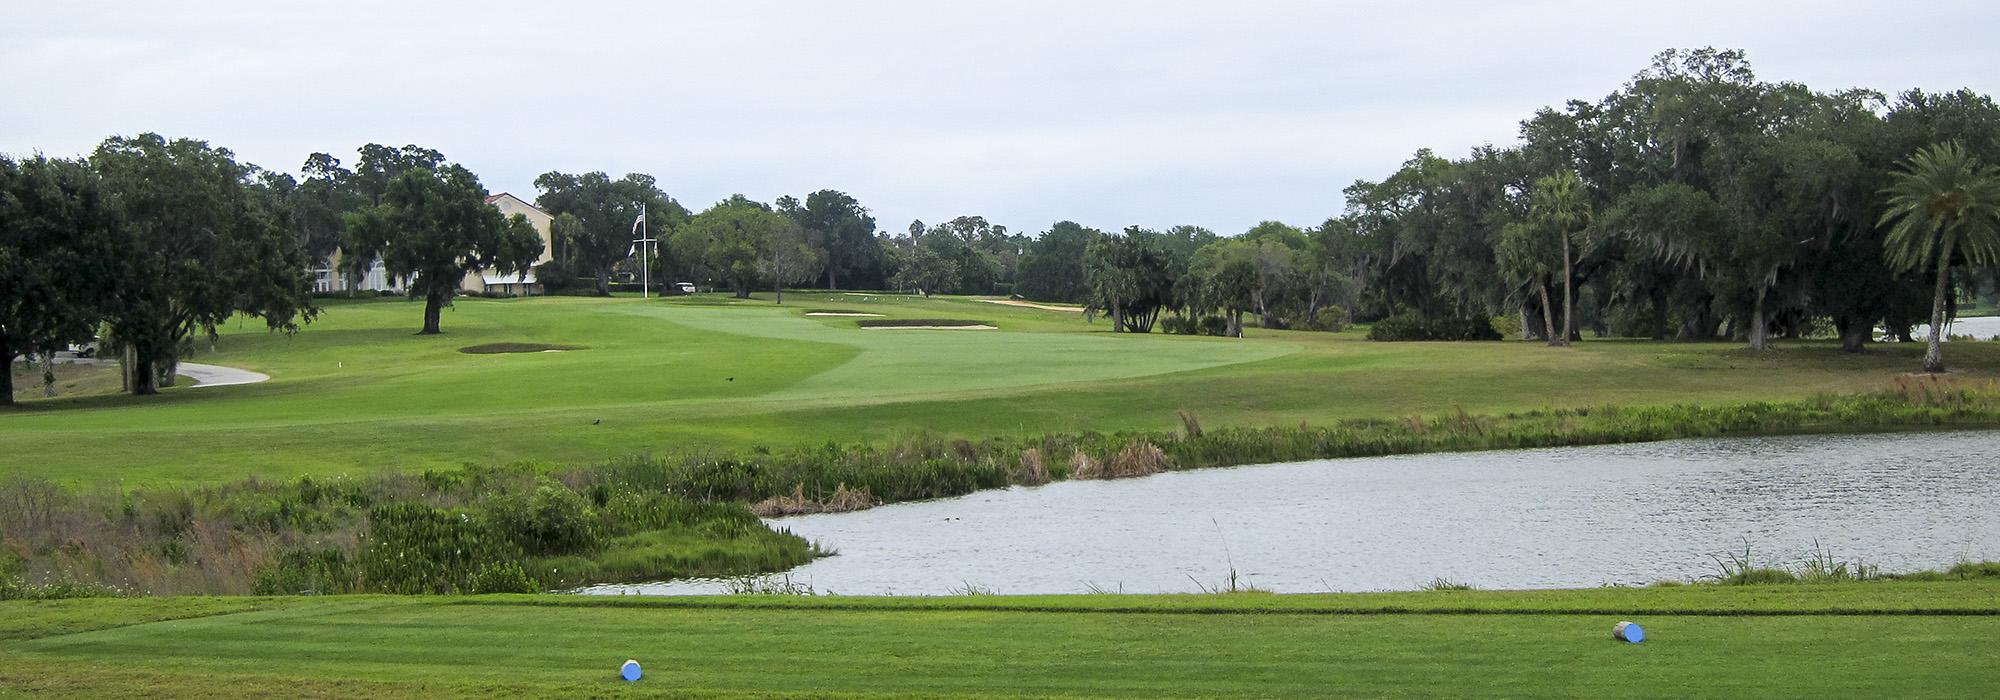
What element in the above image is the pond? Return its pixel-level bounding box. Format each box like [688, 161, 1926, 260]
[585, 431, 2000, 595]
[1912, 314, 2000, 340]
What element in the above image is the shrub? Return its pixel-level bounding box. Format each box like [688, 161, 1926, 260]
[466, 562, 540, 594]
[1305, 306, 1351, 333]
[1197, 315, 1230, 336]
[1162, 315, 1231, 336]
[253, 547, 356, 595]
[535, 259, 584, 294]
[484, 484, 601, 556]
[358, 503, 521, 594]
[1366, 313, 1503, 341]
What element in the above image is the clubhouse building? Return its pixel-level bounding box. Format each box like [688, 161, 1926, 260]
[309, 193, 556, 296]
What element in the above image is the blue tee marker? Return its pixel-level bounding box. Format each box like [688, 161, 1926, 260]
[1614, 621, 1645, 643]
[621, 659, 643, 681]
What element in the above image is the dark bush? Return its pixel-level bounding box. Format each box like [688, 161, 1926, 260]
[1366, 313, 1502, 341]
[1165, 315, 1231, 336]
[484, 484, 602, 556]
[253, 547, 356, 595]
[1198, 315, 1230, 336]
[467, 562, 540, 594]
[1306, 306, 1352, 333]
[535, 259, 584, 294]
[358, 503, 521, 594]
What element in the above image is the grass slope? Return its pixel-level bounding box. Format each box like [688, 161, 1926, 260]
[3, 291, 1996, 486]
[4, 584, 1999, 698]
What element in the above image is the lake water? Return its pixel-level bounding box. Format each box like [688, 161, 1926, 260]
[1912, 314, 2000, 340]
[585, 431, 2000, 595]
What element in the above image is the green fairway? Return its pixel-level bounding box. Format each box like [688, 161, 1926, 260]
[4, 584, 1998, 698]
[4, 292, 1996, 486]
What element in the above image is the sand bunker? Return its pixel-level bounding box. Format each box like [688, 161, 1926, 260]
[806, 312, 885, 317]
[459, 343, 585, 354]
[978, 299, 1083, 312]
[860, 324, 997, 330]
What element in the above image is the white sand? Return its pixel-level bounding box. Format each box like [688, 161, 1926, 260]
[977, 299, 1083, 313]
[860, 324, 997, 330]
[806, 312, 886, 317]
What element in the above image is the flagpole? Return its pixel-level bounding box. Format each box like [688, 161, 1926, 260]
[631, 205, 657, 300]
[640, 203, 649, 300]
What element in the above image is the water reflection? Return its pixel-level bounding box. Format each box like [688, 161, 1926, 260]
[586, 431, 2000, 595]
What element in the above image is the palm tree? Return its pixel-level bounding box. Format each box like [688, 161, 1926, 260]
[1498, 221, 1561, 345]
[1529, 172, 1592, 346]
[1878, 142, 2000, 373]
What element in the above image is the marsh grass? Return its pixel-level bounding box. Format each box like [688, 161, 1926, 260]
[1072, 440, 1166, 479]
[1017, 449, 1049, 486]
[1187, 568, 1267, 594]
[1682, 540, 2000, 587]
[9, 382, 2000, 597]
[751, 483, 880, 517]
[0, 467, 812, 596]
[1421, 577, 1477, 591]
[1177, 409, 1203, 439]
[722, 573, 818, 596]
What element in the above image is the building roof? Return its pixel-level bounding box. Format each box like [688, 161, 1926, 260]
[481, 271, 539, 285]
[484, 192, 550, 217]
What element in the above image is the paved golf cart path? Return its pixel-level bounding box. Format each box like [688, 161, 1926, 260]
[178, 362, 270, 388]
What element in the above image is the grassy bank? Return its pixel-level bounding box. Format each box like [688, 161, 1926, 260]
[5, 379, 1998, 596]
[4, 583, 2000, 697]
[4, 293, 1997, 487]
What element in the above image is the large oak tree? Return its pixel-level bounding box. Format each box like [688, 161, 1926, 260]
[533, 171, 683, 295]
[0, 156, 120, 404]
[91, 133, 316, 394]
[344, 161, 543, 334]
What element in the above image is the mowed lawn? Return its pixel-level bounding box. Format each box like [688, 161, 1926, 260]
[4, 584, 1999, 698]
[3, 292, 1995, 486]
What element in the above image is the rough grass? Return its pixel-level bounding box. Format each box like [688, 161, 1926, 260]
[4, 585, 2000, 697]
[6, 359, 126, 402]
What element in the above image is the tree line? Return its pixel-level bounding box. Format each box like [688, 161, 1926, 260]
[9, 48, 2000, 404]
[1009, 49, 2000, 374]
[1, 136, 544, 402]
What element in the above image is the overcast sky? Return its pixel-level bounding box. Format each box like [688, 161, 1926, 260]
[5, 1, 1997, 236]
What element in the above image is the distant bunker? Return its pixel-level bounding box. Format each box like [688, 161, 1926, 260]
[459, 342, 586, 354]
[857, 319, 996, 330]
[805, 309, 885, 317]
